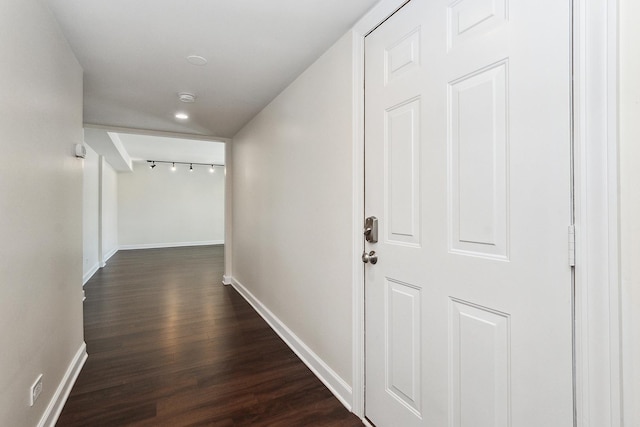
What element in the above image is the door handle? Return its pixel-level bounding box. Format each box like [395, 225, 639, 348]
[362, 251, 378, 264]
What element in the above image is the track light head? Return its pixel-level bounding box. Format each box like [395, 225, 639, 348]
[171, 162, 176, 171]
[189, 163, 193, 172]
[150, 161, 156, 169]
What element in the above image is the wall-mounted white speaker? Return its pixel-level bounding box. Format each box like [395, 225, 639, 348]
[74, 143, 86, 158]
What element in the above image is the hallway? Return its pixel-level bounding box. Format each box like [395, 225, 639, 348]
[57, 246, 362, 426]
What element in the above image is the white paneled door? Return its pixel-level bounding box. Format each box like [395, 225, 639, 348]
[363, 0, 573, 426]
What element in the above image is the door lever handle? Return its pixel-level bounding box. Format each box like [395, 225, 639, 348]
[363, 227, 372, 236]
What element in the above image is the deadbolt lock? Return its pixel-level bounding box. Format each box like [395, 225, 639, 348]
[364, 216, 378, 243]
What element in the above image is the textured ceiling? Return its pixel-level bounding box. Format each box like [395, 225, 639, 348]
[45, 0, 379, 138]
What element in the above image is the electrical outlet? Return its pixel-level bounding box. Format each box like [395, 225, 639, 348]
[30, 374, 43, 406]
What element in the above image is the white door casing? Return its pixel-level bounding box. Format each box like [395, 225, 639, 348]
[363, 0, 574, 426]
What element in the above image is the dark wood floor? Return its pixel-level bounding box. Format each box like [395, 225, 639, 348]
[57, 246, 363, 426]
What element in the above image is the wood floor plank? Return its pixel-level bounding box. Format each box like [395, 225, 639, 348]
[57, 246, 362, 426]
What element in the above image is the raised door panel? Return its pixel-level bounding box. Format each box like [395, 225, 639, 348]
[386, 279, 422, 416]
[385, 27, 421, 84]
[450, 298, 511, 427]
[448, 61, 509, 260]
[386, 98, 422, 247]
[448, 0, 508, 49]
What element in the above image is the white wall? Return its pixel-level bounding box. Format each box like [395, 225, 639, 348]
[232, 33, 354, 387]
[82, 144, 100, 284]
[620, 0, 640, 423]
[118, 161, 225, 249]
[0, 0, 85, 425]
[82, 147, 119, 278]
[100, 158, 119, 263]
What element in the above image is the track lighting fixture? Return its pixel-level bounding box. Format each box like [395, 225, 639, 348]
[145, 160, 224, 172]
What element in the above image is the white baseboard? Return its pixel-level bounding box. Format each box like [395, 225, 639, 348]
[102, 246, 118, 265]
[82, 263, 99, 286]
[119, 240, 224, 250]
[38, 342, 87, 427]
[222, 275, 232, 286]
[230, 277, 353, 410]
[361, 417, 375, 427]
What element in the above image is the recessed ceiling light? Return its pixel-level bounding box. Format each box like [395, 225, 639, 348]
[175, 112, 189, 120]
[178, 92, 196, 103]
[186, 55, 207, 66]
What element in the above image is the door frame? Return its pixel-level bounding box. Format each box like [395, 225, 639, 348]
[350, 0, 622, 425]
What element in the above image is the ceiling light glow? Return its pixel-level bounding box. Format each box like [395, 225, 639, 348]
[175, 112, 189, 120]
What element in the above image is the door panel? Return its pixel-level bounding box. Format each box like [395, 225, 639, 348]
[386, 98, 421, 245]
[364, 0, 573, 426]
[449, 61, 508, 259]
[449, 298, 510, 427]
[448, 0, 507, 49]
[386, 279, 422, 414]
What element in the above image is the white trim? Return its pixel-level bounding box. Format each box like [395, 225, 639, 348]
[352, 0, 409, 36]
[224, 141, 233, 287]
[605, 3, 622, 425]
[361, 418, 375, 427]
[102, 246, 118, 263]
[37, 342, 88, 427]
[82, 262, 99, 286]
[350, 1, 410, 418]
[230, 277, 353, 410]
[573, 0, 622, 425]
[97, 156, 104, 268]
[119, 241, 224, 250]
[222, 275, 232, 286]
[349, 27, 365, 417]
